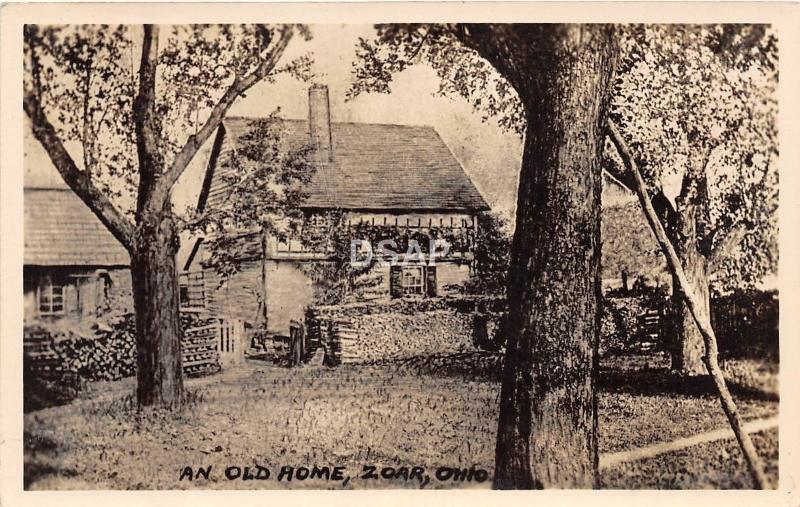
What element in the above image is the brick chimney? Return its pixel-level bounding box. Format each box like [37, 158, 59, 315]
[308, 84, 333, 164]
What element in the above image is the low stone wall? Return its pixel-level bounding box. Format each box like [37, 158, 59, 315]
[306, 296, 505, 364]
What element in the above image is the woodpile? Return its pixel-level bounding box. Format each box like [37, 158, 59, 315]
[23, 327, 65, 380]
[182, 322, 222, 377]
[23, 312, 222, 382]
[329, 319, 361, 364]
[306, 298, 505, 365]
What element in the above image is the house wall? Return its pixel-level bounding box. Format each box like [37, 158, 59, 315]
[190, 209, 479, 334]
[203, 260, 262, 325]
[273, 210, 479, 255]
[23, 266, 132, 327]
[347, 260, 470, 300]
[202, 259, 316, 335]
[199, 257, 472, 335]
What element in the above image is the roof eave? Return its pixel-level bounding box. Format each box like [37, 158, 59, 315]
[299, 204, 491, 213]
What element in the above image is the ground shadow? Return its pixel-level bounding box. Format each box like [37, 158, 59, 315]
[23, 431, 81, 489]
[382, 351, 778, 402]
[598, 366, 779, 402]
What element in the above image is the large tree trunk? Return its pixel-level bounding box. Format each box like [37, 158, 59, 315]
[668, 201, 710, 375]
[131, 211, 184, 408]
[491, 25, 617, 489]
[663, 155, 713, 377]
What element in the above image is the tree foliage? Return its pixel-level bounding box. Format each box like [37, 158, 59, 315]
[350, 24, 778, 293]
[25, 24, 313, 235]
[348, 24, 524, 134]
[460, 212, 512, 295]
[298, 211, 382, 305]
[611, 25, 778, 293]
[187, 115, 316, 281]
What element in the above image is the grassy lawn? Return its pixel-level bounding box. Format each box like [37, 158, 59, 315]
[24, 353, 778, 490]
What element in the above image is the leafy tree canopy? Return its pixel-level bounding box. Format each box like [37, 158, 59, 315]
[26, 24, 313, 220]
[349, 24, 778, 292]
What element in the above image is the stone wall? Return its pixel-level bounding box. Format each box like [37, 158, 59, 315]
[306, 296, 504, 364]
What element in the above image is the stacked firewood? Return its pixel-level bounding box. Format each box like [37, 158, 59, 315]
[182, 319, 222, 377]
[23, 312, 222, 382]
[46, 314, 138, 381]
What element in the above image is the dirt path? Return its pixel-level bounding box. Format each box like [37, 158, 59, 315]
[599, 415, 779, 469]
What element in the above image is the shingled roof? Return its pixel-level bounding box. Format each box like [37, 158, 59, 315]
[25, 188, 129, 266]
[199, 118, 490, 212]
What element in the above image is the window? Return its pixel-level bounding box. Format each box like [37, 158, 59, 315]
[390, 265, 437, 298]
[179, 270, 206, 309]
[38, 279, 66, 315]
[401, 266, 424, 296]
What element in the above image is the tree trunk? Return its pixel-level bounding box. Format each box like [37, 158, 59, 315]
[668, 202, 710, 376]
[131, 211, 184, 408]
[492, 25, 616, 489]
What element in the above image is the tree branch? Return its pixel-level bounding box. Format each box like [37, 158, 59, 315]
[606, 117, 770, 489]
[81, 57, 94, 178]
[155, 24, 294, 206]
[24, 31, 135, 252]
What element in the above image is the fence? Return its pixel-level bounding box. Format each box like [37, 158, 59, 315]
[217, 318, 245, 367]
[711, 290, 778, 359]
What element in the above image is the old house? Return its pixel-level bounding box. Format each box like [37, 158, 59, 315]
[184, 84, 491, 335]
[24, 187, 132, 327]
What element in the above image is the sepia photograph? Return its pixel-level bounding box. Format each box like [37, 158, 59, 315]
[2, 4, 796, 499]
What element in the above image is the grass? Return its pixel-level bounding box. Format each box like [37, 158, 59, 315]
[602, 429, 779, 489]
[23, 352, 778, 490]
